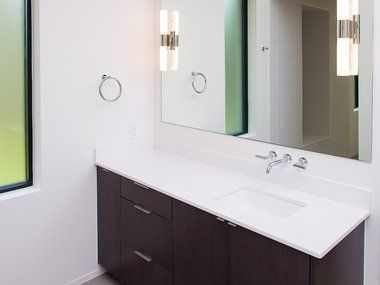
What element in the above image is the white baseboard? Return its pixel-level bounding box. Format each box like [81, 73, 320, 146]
[65, 268, 106, 285]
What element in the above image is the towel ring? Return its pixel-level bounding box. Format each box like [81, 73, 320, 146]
[191, 71, 207, 94]
[99, 74, 123, 102]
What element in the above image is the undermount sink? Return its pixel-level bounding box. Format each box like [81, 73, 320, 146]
[214, 187, 307, 218]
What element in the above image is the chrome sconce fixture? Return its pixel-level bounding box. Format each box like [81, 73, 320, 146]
[160, 10, 179, 71]
[337, 0, 360, 76]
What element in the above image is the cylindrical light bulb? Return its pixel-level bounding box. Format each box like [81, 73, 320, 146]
[169, 48, 179, 71]
[337, 0, 350, 20]
[160, 46, 168, 71]
[337, 38, 351, 76]
[350, 43, 358, 75]
[350, 0, 359, 75]
[170, 11, 179, 35]
[160, 10, 168, 35]
[351, 0, 359, 17]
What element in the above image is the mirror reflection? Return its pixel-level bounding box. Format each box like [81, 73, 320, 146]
[161, 0, 373, 161]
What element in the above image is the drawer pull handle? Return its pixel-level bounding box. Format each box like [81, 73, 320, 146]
[216, 217, 225, 222]
[133, 182, 150, 190]
[228, 222, 237, 228]
[102, 168, 110, 173]
[134, 205, 152, 215]
[134, 251, 153, 263]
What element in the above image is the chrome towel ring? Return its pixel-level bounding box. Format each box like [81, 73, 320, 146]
[191, 71, 207, 94]
[99, 74, 123, 102]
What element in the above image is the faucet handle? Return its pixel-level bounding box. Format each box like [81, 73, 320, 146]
[282, 154, 292, 162]
[255, 151, 278, 160]
[293, 157, 308, 170]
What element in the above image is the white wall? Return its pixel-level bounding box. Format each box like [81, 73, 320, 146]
[155, 1, 380, 284]
[161, 0, 226, 133]
[0, 0, 154, 284]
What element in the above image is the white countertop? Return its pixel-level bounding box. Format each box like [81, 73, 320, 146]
[95, 141, 370, 259]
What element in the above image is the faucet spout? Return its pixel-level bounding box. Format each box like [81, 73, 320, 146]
[266, 154, 292, 174]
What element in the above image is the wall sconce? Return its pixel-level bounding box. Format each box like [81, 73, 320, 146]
[160, 10, 179, 71]
[337, 0, 360, 76]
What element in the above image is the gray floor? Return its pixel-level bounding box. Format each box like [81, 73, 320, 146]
[82, 274, 121, 285]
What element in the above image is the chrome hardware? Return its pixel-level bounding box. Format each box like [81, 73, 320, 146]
[134, 251, 153, 263]
[337, 15, 360, 44]
[266, 154, 292, 174]
[338, 20, 353, 38]
[191, 72, 207, 94]
[352, 15, 360, 44]
[293, 157, 308, 170]
[134, 205, 152, 215]
[99, 74, 123, 103]
[133, 182, 150, 190]
[216, 217, 225, 222]
[102, 168, 110, 173]
[228, 222, 237, 228]
[161, 31, 179, 50]
[255, 151, 277, 160]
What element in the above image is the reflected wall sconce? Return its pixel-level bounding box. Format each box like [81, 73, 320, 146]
[160, 10, 179, 71]
[337, 0, 360, 76]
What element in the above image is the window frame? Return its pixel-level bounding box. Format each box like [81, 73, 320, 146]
[0, 0, 33, 194]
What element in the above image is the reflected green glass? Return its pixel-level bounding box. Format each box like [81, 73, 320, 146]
[0, 0, 29, 188]
[225, 0, 247, 136]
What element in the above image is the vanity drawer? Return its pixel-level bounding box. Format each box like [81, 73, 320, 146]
[121, 177, 172, 220]
[121, 243, 172, 285]
[121, 198, 172, 271]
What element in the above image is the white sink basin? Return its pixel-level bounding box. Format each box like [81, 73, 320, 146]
[214, 187, 307, 218]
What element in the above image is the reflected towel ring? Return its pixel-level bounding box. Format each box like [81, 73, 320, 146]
[99, 74, 123, 102]
[191, 71, 207, 94]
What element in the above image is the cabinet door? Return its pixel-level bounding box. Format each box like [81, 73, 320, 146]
[311, 223, 365, 285]
[97, 167, 121, 280]
[229, 225, 310, 285]
[173, 200, 228, 285]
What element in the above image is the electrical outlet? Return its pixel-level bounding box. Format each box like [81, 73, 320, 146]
[130, 125, 138, 139]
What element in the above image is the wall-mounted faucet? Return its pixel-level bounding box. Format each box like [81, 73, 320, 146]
[266, 154, 292, 174]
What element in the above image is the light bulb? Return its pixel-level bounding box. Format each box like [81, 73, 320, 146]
[160, 46, 168, 71]
[170, 11, 179, 35]
[169, 48, 179, 71]
[337, 38, 351, 76]
[337, 0, 350, 21]
[160, 10, 168, 35]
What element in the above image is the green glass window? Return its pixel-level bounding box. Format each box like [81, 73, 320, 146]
[0, 0, 32, 193]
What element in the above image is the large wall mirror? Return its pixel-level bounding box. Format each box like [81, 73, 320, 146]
[161, 0, 373, 162]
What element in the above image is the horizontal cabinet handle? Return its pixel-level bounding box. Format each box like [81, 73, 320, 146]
[228, 222, 237, 228]
[216, 217, 225, 222]
[134, 205, 152, 215]
[133, 181, 150, 190]
[134, 250, 153, 263]
[102, 168, 110, 173]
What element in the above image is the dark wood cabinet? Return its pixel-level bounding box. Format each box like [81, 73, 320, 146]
[173, 200, 228, 285]
[121, 244, 172, 285]
[121, 198, 172, 273]
[120, 178, 173, 285]
[121, 177, 173, 220]
[229, 225, 310, 285]
[97, 167, 121, 280]
[97, 169, 365, 285]
[310, 223, 365, 285]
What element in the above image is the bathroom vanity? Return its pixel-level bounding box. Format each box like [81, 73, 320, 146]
[95, 142, 369, 285]
[95, 0, 374, 283]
